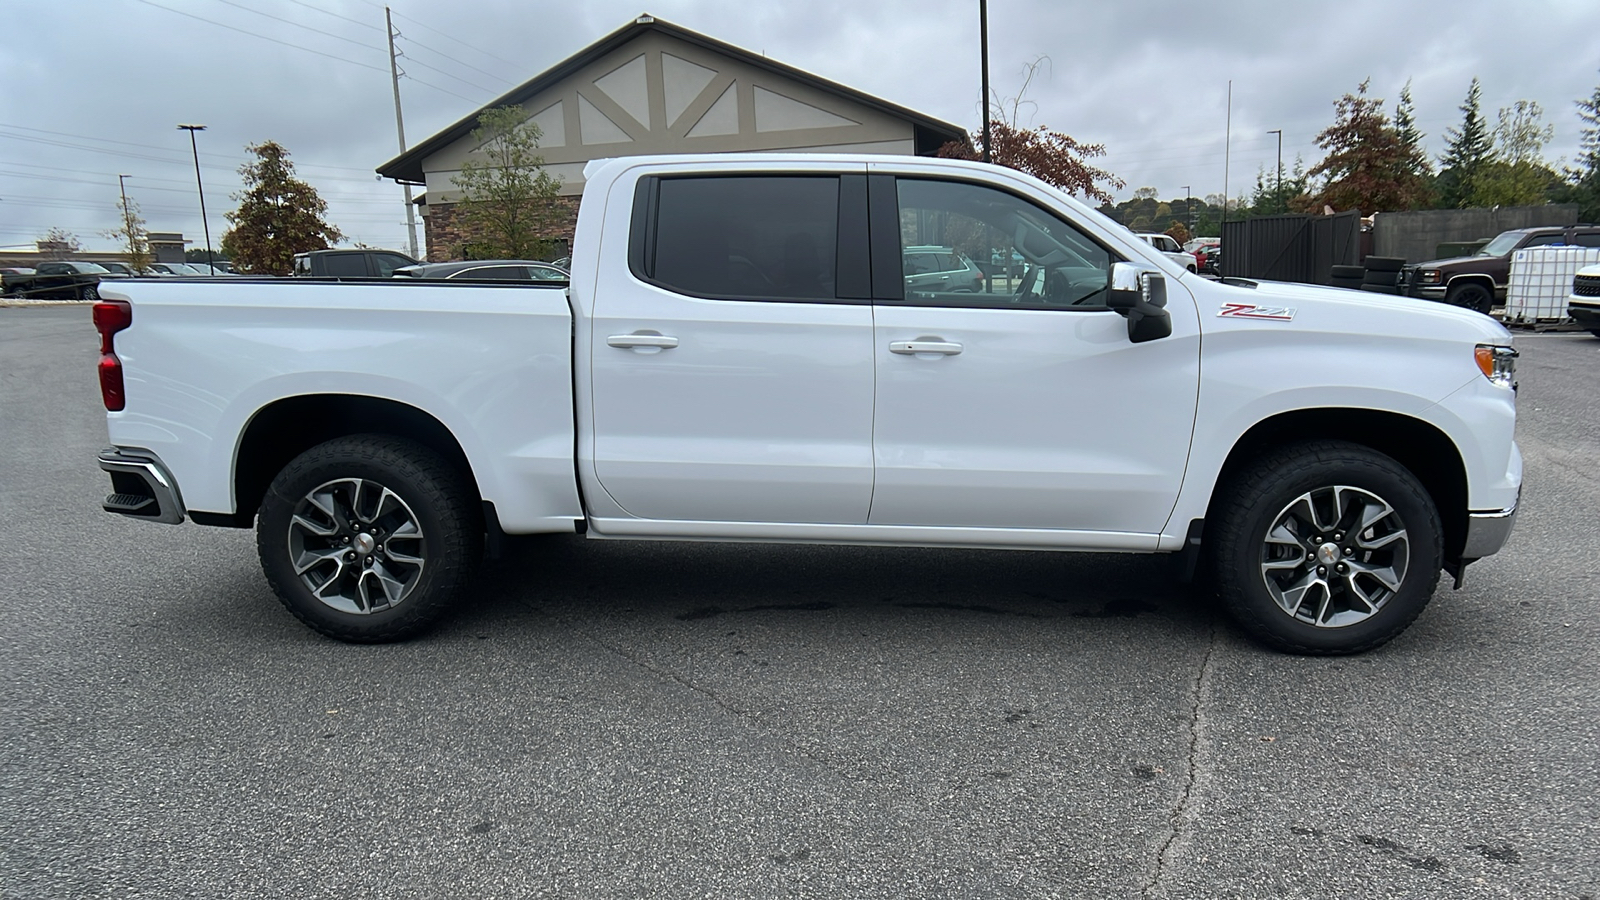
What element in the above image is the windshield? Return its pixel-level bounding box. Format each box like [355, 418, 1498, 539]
[1477, 232, 1525, 257]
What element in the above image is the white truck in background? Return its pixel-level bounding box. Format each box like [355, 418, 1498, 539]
[94, 153, 1521, 654]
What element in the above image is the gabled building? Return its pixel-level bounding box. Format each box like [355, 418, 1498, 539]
[377, 13, 968, 261]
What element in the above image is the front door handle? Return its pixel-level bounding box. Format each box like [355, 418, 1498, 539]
[607, 333, 679, 350]
[889, 340, 963, 356]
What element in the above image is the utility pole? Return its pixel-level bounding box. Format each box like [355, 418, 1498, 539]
[1267, 128, 1283, 207]
[979, 0, 991, 164]
[387, 7, 421, 260]
[1182, 185, 1192, 235]
[117, 174, 135, 265]
[177, 125, 214, 272]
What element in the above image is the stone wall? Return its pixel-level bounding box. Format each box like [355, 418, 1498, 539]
[423, 197, 581, 262]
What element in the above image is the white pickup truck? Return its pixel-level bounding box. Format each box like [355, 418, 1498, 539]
[93, 153, 1521, 654]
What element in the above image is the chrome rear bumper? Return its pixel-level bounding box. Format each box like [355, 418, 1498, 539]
[99, 448, 186, 524]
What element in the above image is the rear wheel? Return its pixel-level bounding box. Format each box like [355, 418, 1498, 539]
[257, 435, 481, 642]
[1210, 441, 1442, 655]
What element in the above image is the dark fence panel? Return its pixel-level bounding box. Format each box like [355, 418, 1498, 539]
[1220, 211, 1360, 284]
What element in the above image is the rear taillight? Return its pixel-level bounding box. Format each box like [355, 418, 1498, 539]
[93, 299, 132, 411]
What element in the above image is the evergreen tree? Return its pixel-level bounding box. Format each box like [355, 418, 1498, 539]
[1437, 78, 1494, 208]
[1394, 80, 1433, 178]
[223, 141, 344, 275]
[1553, 74, 1600, 221]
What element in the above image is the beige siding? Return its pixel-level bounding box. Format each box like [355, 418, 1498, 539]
[421, 31, 916, 201]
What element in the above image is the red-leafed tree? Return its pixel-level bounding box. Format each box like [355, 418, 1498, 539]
[1299, 79, 1432, 214]
[937, 58, 1124, 205]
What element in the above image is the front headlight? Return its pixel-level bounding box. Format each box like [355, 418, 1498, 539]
[1475, 344, 1517, 388]
[1417, 269, 1442, 285]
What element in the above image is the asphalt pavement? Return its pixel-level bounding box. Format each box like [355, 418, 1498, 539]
[2, 305, 1596, 899]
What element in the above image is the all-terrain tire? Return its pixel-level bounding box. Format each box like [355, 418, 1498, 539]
[257, 434, 482, 643]
[1447, 283, 1494, 315]
[1362, 256, 1405, 272]
[1330, 265, 1365, 279]
[1209, 440, 1442, 655]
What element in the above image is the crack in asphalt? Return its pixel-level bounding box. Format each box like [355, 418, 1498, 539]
[1141, 620, 1221, 899]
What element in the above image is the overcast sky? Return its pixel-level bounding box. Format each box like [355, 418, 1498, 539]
[4, 0, 1597, 255]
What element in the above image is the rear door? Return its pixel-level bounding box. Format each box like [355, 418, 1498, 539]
[587, 167, 877, 524]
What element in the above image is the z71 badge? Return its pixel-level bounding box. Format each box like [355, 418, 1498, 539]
[1218, 302, 1296, 320]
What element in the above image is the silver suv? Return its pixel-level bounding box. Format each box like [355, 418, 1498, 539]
[903, 245, 984, 293]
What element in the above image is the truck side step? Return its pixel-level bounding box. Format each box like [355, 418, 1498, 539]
[104, 492, 157, 515]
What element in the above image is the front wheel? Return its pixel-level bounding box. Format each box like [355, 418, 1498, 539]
[1209, 441, 1442, 654]
[1447, 283, 1493, 315]
[257, 435, 482, 642]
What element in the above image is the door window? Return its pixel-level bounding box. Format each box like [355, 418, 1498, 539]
[642, 176, 839, 301]
[893, 178, 1115, 310]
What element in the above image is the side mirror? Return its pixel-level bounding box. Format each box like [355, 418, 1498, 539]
[1106, 262, 1173, 344]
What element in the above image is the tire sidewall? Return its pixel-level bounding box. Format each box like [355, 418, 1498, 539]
[1216, 445, 1442, 654]
[257, 437, 474, 641]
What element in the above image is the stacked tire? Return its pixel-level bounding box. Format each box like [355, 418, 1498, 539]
[1358, 257, 1405, 295]
[1328, 265, 1365, 291]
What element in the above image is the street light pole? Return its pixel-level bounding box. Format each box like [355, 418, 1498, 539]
[177, 124, 214, 273]
[1267, 128, 1283, 202]
[1182, 184, 1192, 234]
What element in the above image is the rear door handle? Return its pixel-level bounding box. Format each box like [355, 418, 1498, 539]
[607, 333, 679, 350]
[889, 340, 963, 356]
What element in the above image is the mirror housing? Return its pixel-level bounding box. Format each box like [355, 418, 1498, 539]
[1107, 262, 1173, 344]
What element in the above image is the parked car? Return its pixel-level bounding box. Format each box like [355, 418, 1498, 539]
[393, 260, 569, 281]
[91, 151, 1520, 655]
[145, 262, 203, 276]
[0, 266, 37, 276]
[292, 248, 419, 278]
[1405, 224, 1600, 313]
[1137, 233, 1198, 272]
[902, 245, 985, 293]
[2, 260, 110, 299]
[1570, 264, 1600, 337]
[99, 262, 137, 276]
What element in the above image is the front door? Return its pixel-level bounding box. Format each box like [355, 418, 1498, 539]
[588, 172, 876, 524]
[867, 175, 1200, 537]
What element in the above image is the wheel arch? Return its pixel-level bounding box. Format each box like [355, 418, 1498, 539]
[1207, 408, 1469, 562]
[230, 394, 483, 526]
[1445, 273, 1496, 296]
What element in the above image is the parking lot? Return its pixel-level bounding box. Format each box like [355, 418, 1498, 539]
[2, 305, 1596, 899]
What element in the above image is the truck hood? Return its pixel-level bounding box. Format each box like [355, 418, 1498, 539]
[1207, 277, 1513, 345]
[1415, 254, 1500, 273]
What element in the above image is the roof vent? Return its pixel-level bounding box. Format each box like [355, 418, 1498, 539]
[636, 14, 655, 23]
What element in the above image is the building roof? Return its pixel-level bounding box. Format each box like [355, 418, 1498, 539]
[377, 14, 969, 184]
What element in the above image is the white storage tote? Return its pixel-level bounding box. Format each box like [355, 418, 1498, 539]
[1507, 246, 1600, 322]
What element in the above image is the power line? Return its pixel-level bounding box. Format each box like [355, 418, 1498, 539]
[132, 0, 389, 73]
[202, 0, 385, 57]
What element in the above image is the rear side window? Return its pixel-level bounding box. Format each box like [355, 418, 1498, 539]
[641, 175, 839, 301]
[323, 254, 367, 277]
[1571, 232, 1600, 248]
